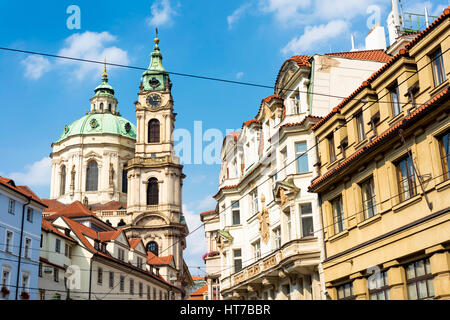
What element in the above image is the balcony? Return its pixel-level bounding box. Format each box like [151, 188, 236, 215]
[220, 237, 321, 295]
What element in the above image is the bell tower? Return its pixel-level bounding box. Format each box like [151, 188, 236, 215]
[125, 32, 188, 294]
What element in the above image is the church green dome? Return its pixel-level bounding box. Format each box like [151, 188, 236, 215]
[56, 113, 137, 143]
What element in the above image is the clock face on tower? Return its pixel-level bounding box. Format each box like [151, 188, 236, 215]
[146, 93, 162, 108]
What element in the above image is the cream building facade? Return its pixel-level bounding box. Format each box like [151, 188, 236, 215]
[212, 50, 392, 300]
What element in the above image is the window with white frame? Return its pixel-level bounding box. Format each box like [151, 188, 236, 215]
[118, 248, 125, 261]
[130, 279, 134, 295]
[137, 257, 143, 269]
[120, 275, 125, 291]
[97, 267, 103, 284]
[284, 208, 292, 241]
[26, 207, 33, 223]
[139, 282, 143, 297]
[8, 199, 15, 214]
[233, 249, 242, 273]
[109, 271, 114, 288]
[21, 273, 29, 292]
[24, 238, 31, 259]
[2, 268, 10, 287]
[252, 240, 261, 261]
[6, 231, 13, 253]
[250, 189, 258, 215]
[232, 201, 240, 225]
[430, 47, 446, 87]
[300, 203, 314, 237]
[55, 238, 61, 253]
[295, 142, 309, 173]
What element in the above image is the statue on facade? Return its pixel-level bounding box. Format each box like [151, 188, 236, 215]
[70, 165, 76, 190]
[258, 194, 270, 244]
[109, 162, 115, 188]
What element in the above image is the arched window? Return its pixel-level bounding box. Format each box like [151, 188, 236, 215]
[146, 241, 159, 256]
[60, 165, 66, 196]
[100, 103, 104, 112]
[148, 119, 160, 143]
[108, 104, 112, 112]
[122, 169, 128, 193]
[147, 178, 158, 205]
[86, 161, 98, 191]
[117, 219, 126, 227]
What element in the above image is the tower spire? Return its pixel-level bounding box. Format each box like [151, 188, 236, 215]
[102, 57, 108, 83]
[141, 28, 169, 91]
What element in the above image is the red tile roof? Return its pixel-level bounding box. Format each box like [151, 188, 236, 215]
[0, 176, 47, 207]
[309, 87, 450, 191]
[199, 209, 215, 215]
[41, 199, 67, 213]
[325, 49, 392, 63]
[98, 229, 124, 242]
[147, 251, 174, 266]
[242, 118, 261, 127]
[312, 7, 450, 132]
[128, 238, 142, 249]
[187, 284, 219, 300]
[192, 276, 205, 281]
[41, 219, 76, 243]
[89, 201, 127, 211]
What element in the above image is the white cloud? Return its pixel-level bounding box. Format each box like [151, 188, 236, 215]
[57, 31, 129, 81]
[8, 157, 52, 187]
[227, 3, 252, 29]
[259, 0, 311, 27]
[236, 71, 244, 79]
[196, 195, 216, 211]
[402, 1, 448, 18]
[281, 19, 349, 55]
[183, 204, 206, 256]
[147, 0, 178, 27]
[21, 55, 51, 80]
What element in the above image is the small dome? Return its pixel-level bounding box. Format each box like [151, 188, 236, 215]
[57, 113, 136, 143]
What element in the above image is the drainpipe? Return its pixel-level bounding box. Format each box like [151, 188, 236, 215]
[15, 196, 31, 300]
[88, 255, 94, 300]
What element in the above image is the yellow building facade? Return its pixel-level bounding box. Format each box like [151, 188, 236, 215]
[309, 9, 450, 300]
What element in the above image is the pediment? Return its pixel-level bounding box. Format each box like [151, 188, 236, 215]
[273, 179, 300, 207]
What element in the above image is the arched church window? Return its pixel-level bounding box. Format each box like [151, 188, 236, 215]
[148, 119, 160, 143]
[60, 165, 66, 196]
[122, 169, 128, 194]
[86, 161, 99, 191]
[146, 241, 159, 256]
[100, 103, 104, 112]
[147, 177, 158, 205]
[117, 219, 126, 227]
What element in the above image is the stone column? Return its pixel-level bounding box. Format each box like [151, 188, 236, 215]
[325, 283, 337, 300]
[351, 274, 368, 300]
[386, 261, 408, 300]
[428, 248, 450, 300]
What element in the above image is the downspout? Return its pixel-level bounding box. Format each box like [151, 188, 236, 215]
[15, 196, 31, 300]
[88, 255, 94, 300]
[308, 57, 315, 116]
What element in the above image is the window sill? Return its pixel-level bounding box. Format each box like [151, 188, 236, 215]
[354, 138, 368, 151]
[436, 178, 450, 192]
[357, 214, 381, 229]
[392, 194, 422, 213]
[328, 229, 349, 243]
[387, 112, 404, 127]
[429, 80, 449, 98]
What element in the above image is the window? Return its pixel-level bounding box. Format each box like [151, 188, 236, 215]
[252, 240, 261, 261]
[147, 286, 151, 300]
[389, 84, 401, 117]
[6, 231, 13, 253]
[24, 238, 31, 259]
[439, 131, 450, 180]
[2, 269, 10, 286]
[109, 271, 114, 288]
[233, 249, 242, 273]
[147, 178, 159, 205]
[295, 141, 309, 173]
[282, 284, 291, 300]
[55, 239, 61, 253]
[273, 227, 281, 250]
[337, 282, 355, 300]
[360, 177, 378, 219]
[22, 274, 29, 292]
[100, 103, 104, 111]
[97, 267, 103, 284]
[300, 203, 314, 237]
[130, 279, 134, 295]
[122, 169, 128, 193]
[86, 161, 99, 191]
[153, 288, 157, 300]
[40, 234, 43, 248]
[60, 165, 66, 196]
[368, 270, 390, 300]
[39, 262, 42, 277]
[396, 155, 417, 202]
[406, 258, 434, 300]
[159, 290, 163, 300]
[331, 196, 345, 234]
[54, 268, 59, 282]
[118, 248, 125, 261]
[250, 189, 258, 215]
[285, 208, 292, 241]
[108, 104, 112, 112]
[232, 201, 240, 225]
[148, 119, 160, 143]
[355, 111, 366, 142]
[8, 198, 15, 214]
[430, 47, 446, 87]
[147, 241, 159, 256]
[64, 244, 72, 258]
[327, 134, 336, 163]
[291, 90, 300, 114]
[26, 207, 33, 223]
[139, 282, 143, 297]
[137, 257, 143, 269]
[120, 275, 125, 291]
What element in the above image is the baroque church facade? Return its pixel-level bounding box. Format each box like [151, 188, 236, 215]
[49, 35, 189, 296]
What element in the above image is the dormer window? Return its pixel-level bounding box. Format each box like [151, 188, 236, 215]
[94, 240, 100, 251]
[118, 248, 125, 261]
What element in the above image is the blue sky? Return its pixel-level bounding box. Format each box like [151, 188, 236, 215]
[0, 0, 447, 276]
